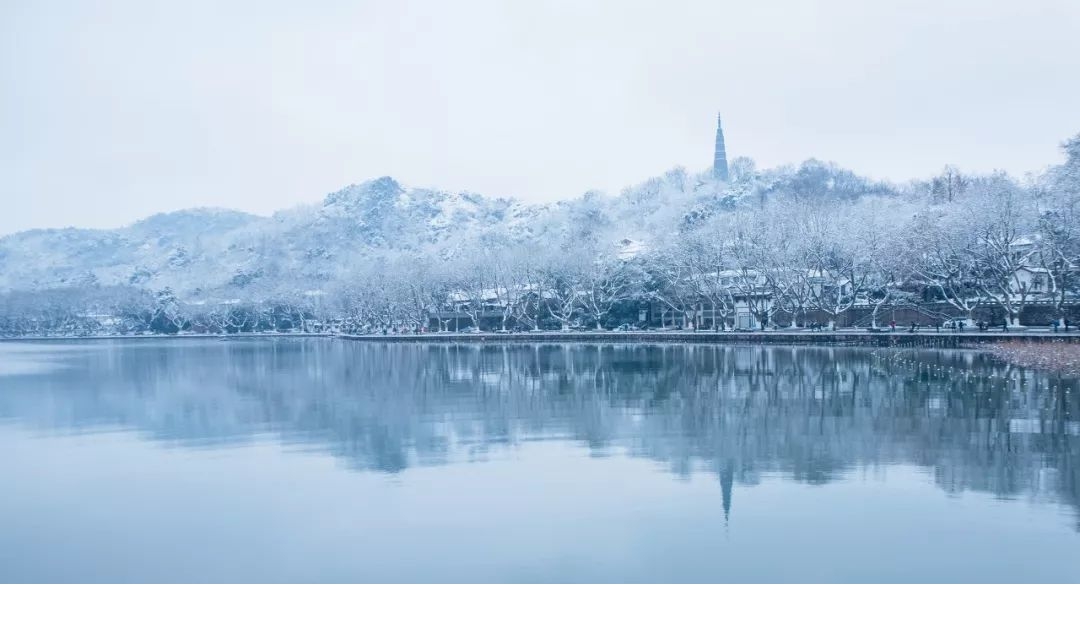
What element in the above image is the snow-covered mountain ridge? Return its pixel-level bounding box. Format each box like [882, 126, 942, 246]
[0, 176, 549, 297]
[0, 158, 902, 301]
[0, 167, 763, 298]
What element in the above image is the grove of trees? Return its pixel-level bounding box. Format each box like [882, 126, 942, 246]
[2, 134, 1078, 336]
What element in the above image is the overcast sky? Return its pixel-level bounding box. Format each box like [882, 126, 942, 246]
[3, 0, 1079, 234]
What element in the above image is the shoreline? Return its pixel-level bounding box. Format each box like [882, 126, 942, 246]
[0, 332, 334, 342]
[4, 330, 1080, 349]
[336, 330, 1080, 348]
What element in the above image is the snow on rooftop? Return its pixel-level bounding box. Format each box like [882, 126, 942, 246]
[617, 238, 647, 259]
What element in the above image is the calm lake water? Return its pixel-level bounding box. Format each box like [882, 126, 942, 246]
[1, 338, 1078, 582]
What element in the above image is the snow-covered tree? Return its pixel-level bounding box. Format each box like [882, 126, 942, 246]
[1035, 134, 1080, 324]
[965, 175, 1037, 326]
[572, 246, 641, 330]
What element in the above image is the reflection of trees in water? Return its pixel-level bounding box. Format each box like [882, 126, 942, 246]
[1, 340, 1077, 525]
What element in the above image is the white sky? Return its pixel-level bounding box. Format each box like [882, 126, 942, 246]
[3, 0, 1079, 234]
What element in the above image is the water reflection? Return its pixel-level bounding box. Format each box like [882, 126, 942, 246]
[1, 339, 1077, 528]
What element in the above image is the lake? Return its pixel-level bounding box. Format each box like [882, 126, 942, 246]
[1, 338, 1078, 582]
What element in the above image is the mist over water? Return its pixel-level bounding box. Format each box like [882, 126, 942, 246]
[1, 338, 1078, 582]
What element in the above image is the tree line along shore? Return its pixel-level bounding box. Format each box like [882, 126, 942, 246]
[2, 134, 1078, 338]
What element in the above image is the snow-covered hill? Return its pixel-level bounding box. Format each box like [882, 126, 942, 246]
[0, 161, 887, 301]
[0, 177, 546, 297]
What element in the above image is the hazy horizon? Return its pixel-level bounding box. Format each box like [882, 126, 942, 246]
[4, 0, 1079, 235]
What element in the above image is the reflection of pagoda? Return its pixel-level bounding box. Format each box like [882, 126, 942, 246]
[720, 461, 734, 524]
[713, 113, 729, 181]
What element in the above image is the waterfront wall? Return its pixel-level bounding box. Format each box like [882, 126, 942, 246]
[338, 331, 1080, 348]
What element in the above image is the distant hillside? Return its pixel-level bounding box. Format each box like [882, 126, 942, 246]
[0, 160, 892, 301]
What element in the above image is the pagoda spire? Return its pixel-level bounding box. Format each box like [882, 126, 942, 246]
[713, 113, 729, 181]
